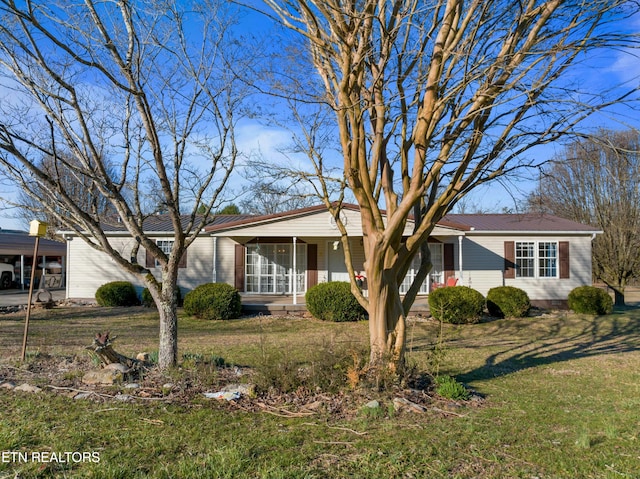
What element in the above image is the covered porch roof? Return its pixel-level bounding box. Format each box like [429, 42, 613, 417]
[205, 203, 467, 238]
[0, 231, 66, 256]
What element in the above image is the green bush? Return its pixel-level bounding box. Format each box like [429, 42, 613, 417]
[305, 281, 367, 322]
[141, 285, 183, 308]
[183, 283, 241, 320]
[487, 286, 531, 318]
[95, 281, 139, 307]
[568, 286, 613, 315]
[428, 286, 485, 324]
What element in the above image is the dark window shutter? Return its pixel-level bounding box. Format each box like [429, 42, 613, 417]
[504, 241, 515, 279]
[307, 244, 318, 288]
[234, 244, 245, 291]
[145, 244, 155, 268]
[559, 241, 570, 279]
[178, 249, 187, 269]
[443, 243, 455, 280]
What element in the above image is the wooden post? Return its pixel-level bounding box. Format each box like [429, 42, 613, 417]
[21, 220, 46, 361]
[21, 236, 40, 361]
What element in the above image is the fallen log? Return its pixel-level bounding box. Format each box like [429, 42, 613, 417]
[86, 331, 147, 370]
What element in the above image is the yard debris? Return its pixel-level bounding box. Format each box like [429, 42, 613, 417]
[203, 383, 256, 401]
[363, 400, 380, 409]
[13, 383, 42, 393]
[86, 331, 148, 371]
[0, 340, 480, 418]
[392, 397, 426, 413]
[82, 368, 123, 385]
[203, 391, 241, 401]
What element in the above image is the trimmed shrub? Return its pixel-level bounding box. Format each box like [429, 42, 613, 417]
[95, 281, 139, 307]
[141, 285, 183, 308]
[568, 286, 613, 315]
[428, 286, 485, 324]
[183, 283, 241, 320]
[487, 286, 531, 318]
[305, 281, 367, 322]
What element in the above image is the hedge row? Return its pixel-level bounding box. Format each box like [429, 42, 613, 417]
[95, 281, 613, 322]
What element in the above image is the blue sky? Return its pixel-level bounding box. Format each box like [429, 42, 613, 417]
[1, 3, 638, 230]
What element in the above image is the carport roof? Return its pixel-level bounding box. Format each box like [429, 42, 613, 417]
[0, 231, 66, 256]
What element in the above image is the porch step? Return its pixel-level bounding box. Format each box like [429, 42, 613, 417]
[242, 303, 309, 315]
[241, 302, 430, 317]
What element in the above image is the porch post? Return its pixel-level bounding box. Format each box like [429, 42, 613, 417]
[293, 236, 297, 305]
[20, 255, 25, 291]
[458, 235, 464, 285]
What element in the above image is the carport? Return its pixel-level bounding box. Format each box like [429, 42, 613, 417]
[0, 229, 66, 290]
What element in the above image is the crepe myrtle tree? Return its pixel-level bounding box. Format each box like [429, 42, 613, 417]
[0, 0, 250, 369]
[260, 0, 640, 375]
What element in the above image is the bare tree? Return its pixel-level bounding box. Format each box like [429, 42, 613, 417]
[240, 179, 318, 215]
[15, 153, 117, 238]
[528, 129, 640, 306]
[260, 0, 640, 374]
[0, 0, 249, 368]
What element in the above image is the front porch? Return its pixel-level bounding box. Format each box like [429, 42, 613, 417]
[240, 293, 431, 317]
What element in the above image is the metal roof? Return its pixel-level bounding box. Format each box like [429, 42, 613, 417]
[441, 213, 600, 233]
[77, 208, 598, 236]
[204, 205, 598, 235]
[0, 231, 66, 256]
[97, 214, 256, 233]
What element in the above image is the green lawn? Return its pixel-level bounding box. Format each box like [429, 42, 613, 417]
[1, 306, 639, 478]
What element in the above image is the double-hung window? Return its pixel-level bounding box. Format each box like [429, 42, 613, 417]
[515, 241, 558, 278]
[537, 242, 558, 278]
[145, 240, 187, 269]
[156, 240, 173, 268]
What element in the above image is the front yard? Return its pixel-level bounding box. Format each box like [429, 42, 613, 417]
[1, 305, 639, 478]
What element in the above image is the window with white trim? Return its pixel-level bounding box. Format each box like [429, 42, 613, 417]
[399, 243, 442, 294]
[538, 242, 558, 278]
[156, 240, 173, 267]
[245, 244, 307, 294]
[515, 241, 558, 278]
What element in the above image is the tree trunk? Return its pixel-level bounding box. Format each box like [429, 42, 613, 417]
[367, 270, 406, 378]
[147, 271, 180, 370]
[157, 297, 178, 370]
[612, 287, 625, 307]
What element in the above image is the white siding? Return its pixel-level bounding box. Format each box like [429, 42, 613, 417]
[213, 237, 239, 287]
[461, 234, 593, 300]
[67, 235, 215, 299]
[211, 209, 461, 238]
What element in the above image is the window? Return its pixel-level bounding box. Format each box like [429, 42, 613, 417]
[538, 242, 557, 278]
[156, 240, 173, 268]
[515, 241, 558, 278]
[515, 242, 535, 278]
[245, 243, 307, 294]
[145, 240, 187, 269]
[399, 243, 442, 294]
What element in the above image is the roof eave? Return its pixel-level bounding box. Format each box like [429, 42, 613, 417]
[465, 230, 603, 235]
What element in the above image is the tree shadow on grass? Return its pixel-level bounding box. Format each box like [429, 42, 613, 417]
[452, 308, 640, 384]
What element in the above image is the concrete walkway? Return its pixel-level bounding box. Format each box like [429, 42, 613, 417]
[0, 288, 66, 307]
